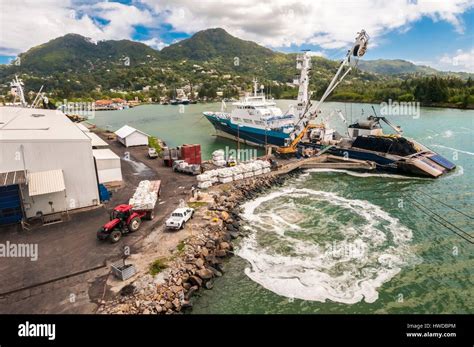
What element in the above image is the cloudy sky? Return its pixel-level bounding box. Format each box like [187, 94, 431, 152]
[0, 0, 473, 72]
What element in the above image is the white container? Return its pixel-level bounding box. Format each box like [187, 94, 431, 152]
[218, 168, 233, 178]
[253, 169, 263, 176]
[207, 170, 218, 177]
[198, 181, 212, 189]
[233, 173, 244, 181]
[263, 168, 271, 174]
[213, 159, 227, 167]
[244, 172, 254, 178]
[197, 174, 210, 182]
[219, 176, 233, 184]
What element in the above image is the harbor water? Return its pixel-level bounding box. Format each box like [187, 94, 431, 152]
[91, 101, 474, 314]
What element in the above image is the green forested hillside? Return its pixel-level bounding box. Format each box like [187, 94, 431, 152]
[0, 28, 472, 108]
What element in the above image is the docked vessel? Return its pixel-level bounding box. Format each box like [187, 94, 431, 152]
[301, 113, 456, 178]
[203, 52, 312, 147]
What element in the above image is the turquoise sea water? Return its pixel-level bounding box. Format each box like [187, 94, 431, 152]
[91, 101, 473, 313]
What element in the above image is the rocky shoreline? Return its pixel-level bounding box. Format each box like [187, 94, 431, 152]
[98, 173, 290, 314]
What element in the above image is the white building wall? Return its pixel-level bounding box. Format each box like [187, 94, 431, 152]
[117, 136, 126, 146]
[95, 158, 121, 171]
[97, 168, 122, 184]
[1, 140, 99, 218]
[125, 132, 148, 147]
[20, 188, 67, 218]
[95, 157, 122, 183]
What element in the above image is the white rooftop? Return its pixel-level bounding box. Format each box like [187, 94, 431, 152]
[0, 107, 90, 142]
[93, 149, 120, 160]
[115, 125, 149, 138]
[86, 132, 108, 147]
[75, 123, 90, 132]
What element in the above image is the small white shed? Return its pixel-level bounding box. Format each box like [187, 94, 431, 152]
[93, 149, 123, 184]
[115, 125, 149, 147]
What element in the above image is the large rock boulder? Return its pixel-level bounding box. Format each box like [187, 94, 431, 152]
[197, 268, 213, 280]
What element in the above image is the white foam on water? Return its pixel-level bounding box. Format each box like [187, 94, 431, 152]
[442, 130, 454, 138]
[237, 188, 419, 304]
[305, 168, 426, 180]
[443, 166, 464, 180]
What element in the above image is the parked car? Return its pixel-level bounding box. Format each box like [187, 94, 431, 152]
[165, 207, 194, 230]
[148, 147, 159, 159]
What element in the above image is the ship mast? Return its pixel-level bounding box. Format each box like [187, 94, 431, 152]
[252, 78, 258, 97]
[294, 51, 312, 119]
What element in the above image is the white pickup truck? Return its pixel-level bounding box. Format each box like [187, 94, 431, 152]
[148, 147, 159, 159]
[165, 207, 194, 230]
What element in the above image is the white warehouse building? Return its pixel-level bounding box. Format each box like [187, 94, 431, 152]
[0, 107, 100, 224]
[115, 125, 149, 147]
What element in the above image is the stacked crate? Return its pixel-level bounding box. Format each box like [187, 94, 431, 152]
[181, 144, 202, 165]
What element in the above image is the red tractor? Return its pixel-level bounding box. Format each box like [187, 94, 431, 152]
[97, 204, 153, 243]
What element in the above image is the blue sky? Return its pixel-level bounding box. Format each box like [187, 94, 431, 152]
[1, 0, 473, 71]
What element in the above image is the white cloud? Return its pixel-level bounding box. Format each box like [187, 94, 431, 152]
[0, 0, 473, 64]
[307, 51, 325, 57]
[143, 0, 474, 49]
[0, 0, 154, 55]
[139, 38, 168, 50]
[439, 49, 474, 72]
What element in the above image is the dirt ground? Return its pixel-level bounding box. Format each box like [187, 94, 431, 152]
[0, 130, 197, 313]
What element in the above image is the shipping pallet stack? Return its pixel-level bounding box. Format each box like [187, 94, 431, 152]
[163, 144, 202, 167]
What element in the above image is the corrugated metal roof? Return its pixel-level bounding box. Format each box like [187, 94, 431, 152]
[28, 170, 66, 196]
[0, 170, 27, 186]
[115, 125, 149, 139]
[86, 132, 108, 147]
[93, 149, 120, 160]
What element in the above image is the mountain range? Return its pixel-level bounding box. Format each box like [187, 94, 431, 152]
[0, 28, 472, 104]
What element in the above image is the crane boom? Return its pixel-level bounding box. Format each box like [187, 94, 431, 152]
[277, 30, 369, 155]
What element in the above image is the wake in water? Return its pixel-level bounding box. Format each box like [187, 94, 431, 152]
[237, 188, 420, 304]
[305, 168, 427, 180]
[430, 144, 474, 157]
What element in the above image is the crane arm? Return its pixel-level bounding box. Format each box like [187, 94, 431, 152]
[277, 30, 369, 155]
